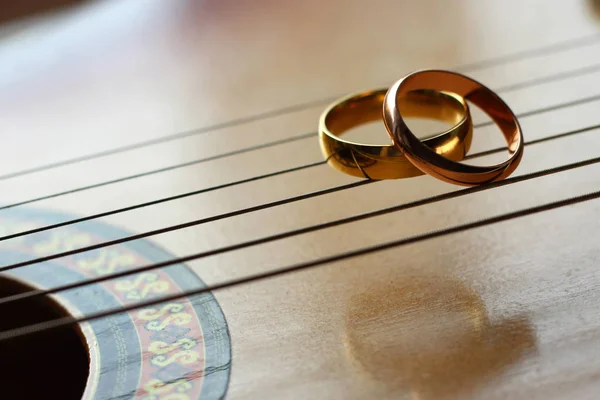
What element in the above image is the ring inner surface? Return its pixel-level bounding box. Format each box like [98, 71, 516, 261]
[399, 71, 519, 150]
[326, 89, 465, 141]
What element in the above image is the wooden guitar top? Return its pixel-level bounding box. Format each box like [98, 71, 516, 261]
[1, 1, 600, 399]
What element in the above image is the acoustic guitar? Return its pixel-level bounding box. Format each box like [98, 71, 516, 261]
[1, 1, 600, 399]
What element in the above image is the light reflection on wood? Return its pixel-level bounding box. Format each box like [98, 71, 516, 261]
[344, 274, 536, 399]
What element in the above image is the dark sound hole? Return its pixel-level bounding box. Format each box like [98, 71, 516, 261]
[0, 275, 89, 399]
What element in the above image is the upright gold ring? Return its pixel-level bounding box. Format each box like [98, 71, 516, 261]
[319, 88, 473, 180]
[383, 70, 524, 186]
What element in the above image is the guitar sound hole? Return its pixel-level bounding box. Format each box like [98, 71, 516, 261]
[0, 276, 89, 399]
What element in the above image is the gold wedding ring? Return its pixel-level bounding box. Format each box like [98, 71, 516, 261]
[319, 88, 473, 179]
[383, 70, 524, 186]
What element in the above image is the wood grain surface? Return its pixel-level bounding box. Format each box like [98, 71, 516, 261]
[2, 1, 600, 399]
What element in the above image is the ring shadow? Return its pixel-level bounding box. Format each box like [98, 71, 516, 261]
[343, 274, 536, 399]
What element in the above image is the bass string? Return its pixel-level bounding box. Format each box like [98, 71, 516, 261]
[1, 187, 599, 342]
[2, 122, 599, 275]
[0, 32, 599, 183]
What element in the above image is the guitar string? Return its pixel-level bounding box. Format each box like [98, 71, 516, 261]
[1, 122, 598, 276]
[477, 63, 600, 93]
[2, 150, 599, 307]
[2, 74, 600, 213]
[451, 33, 600, 72]
[0, 33, 598, 183]
[1, 186, 598, 342]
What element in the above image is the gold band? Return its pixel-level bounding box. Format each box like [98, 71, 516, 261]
[318, 88, 473, 180]
[383, 70, 524, 186]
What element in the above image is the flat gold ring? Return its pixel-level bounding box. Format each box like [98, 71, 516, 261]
[383, 70, 524, 186]
[318, 88, 473, 180]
